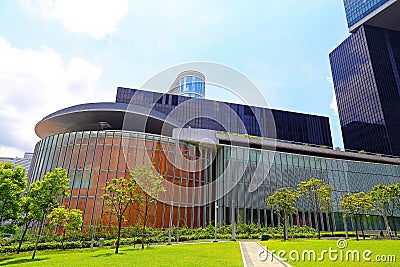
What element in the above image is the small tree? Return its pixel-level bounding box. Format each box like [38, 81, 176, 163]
[387, 183, 400, 235]
[47, 207, 83, 249]
[369, 183, 400, 238]
[130, 163, 165, 249]
[298, 178, 332, 239]
[64, 209, 83, 237]
[103, 177, 138, 254]
[29, 168, 70, 259]
[339, 192, 372, 240]
[267, 187, 300, 240]
[0, 162, 27, 233]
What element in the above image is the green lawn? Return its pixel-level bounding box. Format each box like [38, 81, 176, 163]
[2, 239, 399, 267]
[260, 239, 400, 267]
[0, 242, 242, 267]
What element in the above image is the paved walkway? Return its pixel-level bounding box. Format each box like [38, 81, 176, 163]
[239, 242, 291, 267]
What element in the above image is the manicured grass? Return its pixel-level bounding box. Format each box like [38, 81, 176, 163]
[0, 242, 242, 267]
[260, 239, 400, 266]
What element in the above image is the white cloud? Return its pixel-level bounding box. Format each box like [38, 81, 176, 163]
[0, 37, 101, 156]
[22, 0, 128, 39]
[327, 76, 338, 115]
[0, 146, 25, 158]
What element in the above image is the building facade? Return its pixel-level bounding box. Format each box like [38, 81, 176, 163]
[330, 0, 400, 156]
[29, 87, 400, 232]
[28, 128, 400, 231]
[344, 0, 400, 32]
[116, 87, 333, 147]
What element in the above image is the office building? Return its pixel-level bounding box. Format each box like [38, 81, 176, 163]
[29, 86, 400, 231]
[330, 0, 400, 155]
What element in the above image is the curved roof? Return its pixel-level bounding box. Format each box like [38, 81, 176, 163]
[35, 102, 182, 139]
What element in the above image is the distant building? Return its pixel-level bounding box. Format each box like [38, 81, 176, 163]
[0, 152, 33, 174]
[167, 70, 205, 99]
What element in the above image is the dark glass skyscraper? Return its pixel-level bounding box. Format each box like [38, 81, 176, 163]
[330, 0, 400, 155]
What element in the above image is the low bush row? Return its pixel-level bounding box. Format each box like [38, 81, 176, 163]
[2, 224, 373, 254]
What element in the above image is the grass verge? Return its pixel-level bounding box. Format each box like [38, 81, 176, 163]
[0, 241, 242, 267]
[260, 239, 400, 267]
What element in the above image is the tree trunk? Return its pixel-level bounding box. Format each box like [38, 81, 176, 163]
[314, 193, 321, 239]
[17, 220, 30, 254]
[354, 215, 359, 241]
[329, 212, 334, 236]
[32, 213, 46, 259]
[317, 212, 322, 240]
[142, 205, 148, 249]
[383, 214, 390, 238]
[390, 216, 397, 236]
[359, 215, 365, 240]
[283, 213, 288, 241]
[115, 216, 122, 254]
[61, 227, 66, 250]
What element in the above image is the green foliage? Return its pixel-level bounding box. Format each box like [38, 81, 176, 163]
[369, 183, 400, 236]
[103, 176, 140, 254]
[340, 191, 372, 240]
[28, 168, 71, 259]
[130, 163, 166, 205]
[0, 162, 27, 232]
[103, 177, 137, 221]
[129, 163, 165, 249]
[28, 168, 71, 220]
[0, 224, 321, 254]
[103, 163, 165, 252]
[217, 131, 262, 140]
[297, 177, 333, 239]
[267, 187, 300, 216]
[340, 192, 372, 217]
[47, 206, 83, 249]
[267, 187, 301, 240]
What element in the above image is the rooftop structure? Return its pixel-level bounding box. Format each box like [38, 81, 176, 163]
[167, 70, 205, 99]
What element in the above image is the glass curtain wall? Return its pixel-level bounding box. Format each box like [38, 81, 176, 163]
[29, 130, 215, 228]
[218, 146, 400, 231]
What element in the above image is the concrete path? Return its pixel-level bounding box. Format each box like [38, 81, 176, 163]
[239, 241, 291, 267]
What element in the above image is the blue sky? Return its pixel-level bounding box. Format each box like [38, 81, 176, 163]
[0, 0, 349, 157]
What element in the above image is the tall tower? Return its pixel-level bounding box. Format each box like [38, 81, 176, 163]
[167, 70, 205, 99]
[330, 0, 400, 155]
